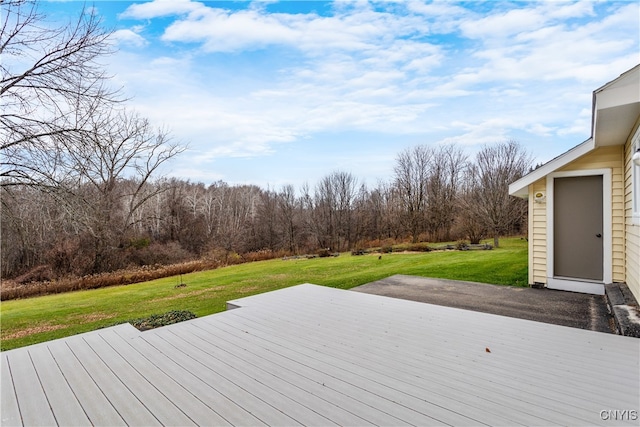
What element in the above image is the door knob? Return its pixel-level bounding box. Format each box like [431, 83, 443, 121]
[596, 233, 602, 238]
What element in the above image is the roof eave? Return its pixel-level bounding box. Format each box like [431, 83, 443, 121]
[508, 138, 595, 198]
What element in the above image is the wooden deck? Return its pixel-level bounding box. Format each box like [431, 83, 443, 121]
[2, 284, 639, 426]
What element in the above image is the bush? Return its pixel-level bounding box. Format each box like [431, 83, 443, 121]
[0, 259, 221, 300]
[243, 249, 290, 263]
[406, 243, 433, 252]
[456, 240, 469, 251]
[128, 242, 193, 267]
[14, 265, 54, 284]
[129, 310, 197, 331]
[317, 248, 331, 257]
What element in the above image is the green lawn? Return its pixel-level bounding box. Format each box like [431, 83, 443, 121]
[1, 238, 527, 350]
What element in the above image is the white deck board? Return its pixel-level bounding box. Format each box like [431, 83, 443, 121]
[147, 329, 340, 426]
[137, 332, 290, 426]
[215, 309, 575, 425]
[79, 333, 196, 426]
[27, 345, 92, 426]
[1, 354, 23, 426]
[97, 328, 236, 427]
[224, 294, 639, 401]
[186, 321, 418, 426]
[2, 283, 639, 426]
[205, 312, 550, 426]
[46, 341, 127, 426]
[4, 350, 57, 426]
[168, 323, 401, 426]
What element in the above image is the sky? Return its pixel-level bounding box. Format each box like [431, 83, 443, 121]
[41, 0, 640, 190]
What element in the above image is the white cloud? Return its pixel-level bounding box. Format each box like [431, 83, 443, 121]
[120, 0, 204, 19]
[438, 119, 513, 146]
[110, 0, 638, 185]
[111, 29, 147, 48]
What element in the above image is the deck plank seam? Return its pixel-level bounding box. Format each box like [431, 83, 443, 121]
[161, 328, 343, 426]
[184, 321, 394, 426]
[61, 340, 128, 426]
[108, 328, 237, 426]
[140, 331, 290, 426]
[27, 350, 59, 427]
[215, 306, 624, 422]
[224, 299, 638, 387]
[211, 316, 584, 422]
[84, 334, 188, 426]
[4, 354, 24, 426]
[201, 317, 490, 426]
[189, 318, 529, 426]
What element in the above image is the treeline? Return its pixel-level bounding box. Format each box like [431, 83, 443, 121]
[0, 2, 531, 284]
[1, 142, 531, 281]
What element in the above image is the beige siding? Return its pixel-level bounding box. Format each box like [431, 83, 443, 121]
[530, 180, 547, 284]
[558, 145, 625, 283]
[624, 121, 640, 302]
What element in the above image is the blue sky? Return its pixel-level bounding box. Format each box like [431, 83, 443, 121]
[43, 1, 639, 189]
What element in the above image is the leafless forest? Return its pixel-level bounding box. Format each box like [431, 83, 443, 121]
[1, 141, 530, 281]
[0, 1, 530, 283]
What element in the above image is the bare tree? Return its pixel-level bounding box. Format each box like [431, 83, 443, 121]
[425, 145, 467, 242]
[1, 0, 121, 186]
[394, 145, 432, 242]
[332, 171, 358, 250]
[312, 174, 337, 250]
[60, 109, 184, 272]
[466, 141, 531, 247]
[457, 168, 488, 244]
[278, 184, 300, 253]
[252, 187, 280, 251]
[310, 171, 359, 251]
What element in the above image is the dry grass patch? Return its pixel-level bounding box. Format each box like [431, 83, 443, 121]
[152, 286, 227, 302]
[2, 323, 66, 340]
[71, 313, 116, 323]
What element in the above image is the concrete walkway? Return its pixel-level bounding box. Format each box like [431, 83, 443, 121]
[353, 275, 617, 334]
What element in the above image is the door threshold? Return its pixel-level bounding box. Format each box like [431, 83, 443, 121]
[547, 277, 605, 295]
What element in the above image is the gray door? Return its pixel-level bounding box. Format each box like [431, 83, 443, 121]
[553, 175, 603, 281]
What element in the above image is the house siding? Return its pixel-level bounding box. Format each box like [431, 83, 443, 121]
[529, 180, 547, 284]
[624, 121, 640, 302]
[529, 146, 625, 286]
[557, 145, 625, 283]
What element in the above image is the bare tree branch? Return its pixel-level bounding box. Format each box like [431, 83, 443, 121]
[0, 0, 123, 187]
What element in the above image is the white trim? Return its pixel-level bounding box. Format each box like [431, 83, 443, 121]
[546, 169, 612, 294]
[528, 191, 534, 285]
[632, 128, 640, 225]
[546, 278, 605, 295]
[509, 139, 594, 198]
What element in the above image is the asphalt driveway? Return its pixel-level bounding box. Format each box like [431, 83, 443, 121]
[353, 275, 616, 333]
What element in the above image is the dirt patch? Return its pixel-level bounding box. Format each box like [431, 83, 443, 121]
[2, 324, 66, 340]
[153, 286, 226, 302]
[72, 313, 116, 323]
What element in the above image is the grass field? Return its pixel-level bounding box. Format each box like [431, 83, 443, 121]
[0, 238, 527, 351]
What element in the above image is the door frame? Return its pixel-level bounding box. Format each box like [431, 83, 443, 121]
[546, 169, 611, 295]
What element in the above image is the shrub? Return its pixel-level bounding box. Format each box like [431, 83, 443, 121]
[14, 265, 54, 284]
[456, 240, 469, 251]
[0, 259, 221, 300]
[317, 248, 331, 257]
[129, 310, 197, 331]
[242, 249, 290, 263]
[406, 243, 433, 252]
